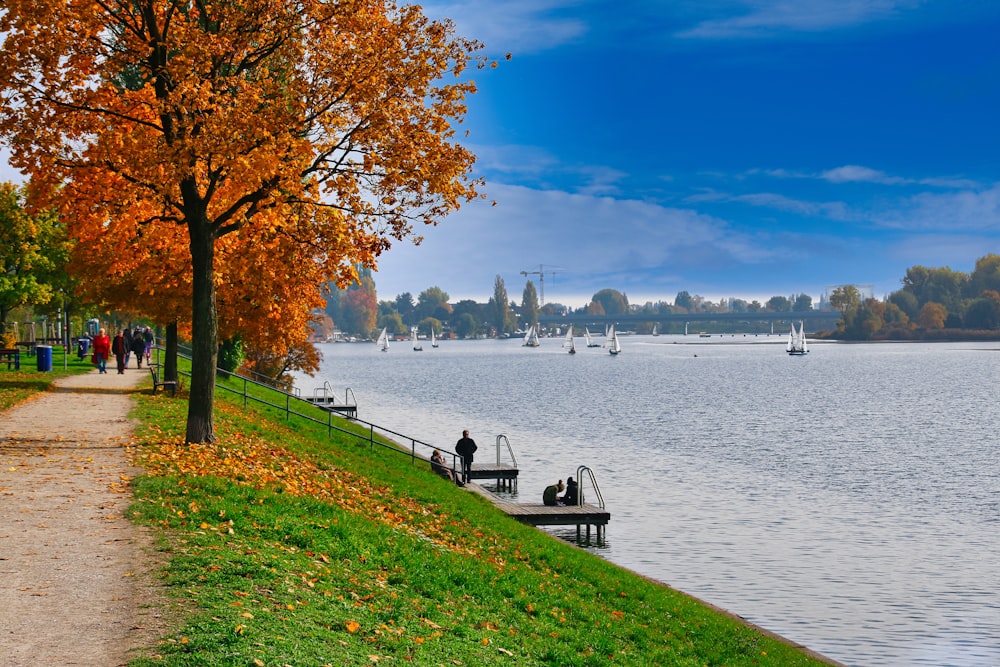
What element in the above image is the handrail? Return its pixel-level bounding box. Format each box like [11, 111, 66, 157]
[495, 434, 518, 467]
[161, 346, 462, 478]
[576, 465, 605, 509]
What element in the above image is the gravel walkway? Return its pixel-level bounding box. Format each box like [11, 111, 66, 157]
[0, 367, 164, 666]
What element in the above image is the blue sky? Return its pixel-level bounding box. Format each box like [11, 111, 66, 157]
[376, 0, 1000, 307]
[3, 1, 999, 309]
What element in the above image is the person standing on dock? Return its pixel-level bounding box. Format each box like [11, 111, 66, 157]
[455, 429, 477, 483]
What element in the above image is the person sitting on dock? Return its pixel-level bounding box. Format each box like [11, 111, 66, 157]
[561, 476, 579, 506]
[542, 480, 564, 506]
[431, 450, 463, 487]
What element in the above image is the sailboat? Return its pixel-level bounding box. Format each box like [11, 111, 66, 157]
[584, 327, 601, 347]
[522, 325, 540, 347]
[651, 324, 659, 337]
[786, 321, 808, 355]
[563, 326, 576, 354]
[376, 327, 389, 352]
[605, 324, 622, 355]
[430, 328, 439, 348]
[411, 327, 423, 351]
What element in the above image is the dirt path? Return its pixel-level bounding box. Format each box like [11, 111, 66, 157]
[0, 367, 164, 666]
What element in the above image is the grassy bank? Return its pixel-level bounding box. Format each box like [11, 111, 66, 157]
[0, 348, 93, 410]
[118, 369, 836, 667]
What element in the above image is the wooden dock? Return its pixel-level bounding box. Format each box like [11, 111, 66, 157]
[465, 462, 519, 490]
[301, 396, 357, 419]
[467, 484, 610, 543]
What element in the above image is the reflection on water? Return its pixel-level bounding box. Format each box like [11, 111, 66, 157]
[296, 337, 1000, 667]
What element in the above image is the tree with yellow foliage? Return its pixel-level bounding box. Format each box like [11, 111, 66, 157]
[0, 0, 487, 442]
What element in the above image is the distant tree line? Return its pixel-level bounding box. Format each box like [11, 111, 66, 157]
[828, 254, 1000, 340]
[319, 255, 1000, 341]
[321, 272, 820, 339]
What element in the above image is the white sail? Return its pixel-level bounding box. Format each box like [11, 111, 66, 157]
[412, 327, 423, 351]
[606, 324, 621, 355]
[651, 324, 659, 336]
[787, 321, 808, 355]
[563, 326, 576, 354]
[584, 327, 600, 347]
[377, 327, 389, 352]
[523, 325, 540, 347]
[431, 328, 438, 348]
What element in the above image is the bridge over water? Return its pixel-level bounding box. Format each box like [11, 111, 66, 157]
[538, 310, 840, 332]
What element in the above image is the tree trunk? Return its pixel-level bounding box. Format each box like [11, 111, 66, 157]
[185, 221, 218, 444]
[164, 321, 178, 383]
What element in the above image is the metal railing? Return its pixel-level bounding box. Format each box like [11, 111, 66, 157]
[309, 380, 358, 413]
[163, 346, 464, 476]
[575, 465, 605, 509]
[495, 434, 519, 467]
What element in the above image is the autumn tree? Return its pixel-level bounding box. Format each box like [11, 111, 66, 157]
[0, 183, 70, 325]
[340, 275, 378, 336]
[967, 254, 1000, 298]
[766, 295, 791, 312]
[0, 1, 486, 442]
[394, 293, 416, 326]
[964, 294, 1000, 330]
[377, 310, 405, 337]
[592, 289, 628, 315]
[918, 302, 948, 329]
[415, 286, 451, 322]
[792, 293, 813, 311]
[489, 275, 513, 336]
[521, 281, 539, 330]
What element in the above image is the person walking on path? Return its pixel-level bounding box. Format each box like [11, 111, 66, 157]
[132, 327, 146, 369]
[143, 326, 154, 364]
[91, 327, 111, 374]
[112, 328, 129, 374]
[0, 366, 162, 665]
[455, 429, 477, 483]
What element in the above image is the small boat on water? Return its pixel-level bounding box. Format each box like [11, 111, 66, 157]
[651, 324, 659, 337]
[787, 321, 808, 355]
[563, 326, 576, 354]
[412, 327, 423, 351]
[523, 325, 540, 347]
[431, 328, 439, 348]
[584, 327, 601, 347]
[605, 324, 621, 355]
[376, 327, 389, 352]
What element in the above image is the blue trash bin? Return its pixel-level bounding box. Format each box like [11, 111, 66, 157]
[36, 345, 53, 372]
[77, 337, 91, 359]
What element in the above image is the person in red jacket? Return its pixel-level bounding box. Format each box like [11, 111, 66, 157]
[91, 328, 111, 374]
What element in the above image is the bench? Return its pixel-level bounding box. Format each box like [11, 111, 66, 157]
[148, 364, 177, 396]
[0, 348, 20, 370]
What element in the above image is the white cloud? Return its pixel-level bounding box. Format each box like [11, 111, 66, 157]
[420, 1, 588, 54]
[875, 183, 1000, 231]
[821, 165, 909, 185]
[753, 164, 980, 190]
[686, 189, 854, 220]
[372, 183, 785, 303]
[676, 0, 924, 39]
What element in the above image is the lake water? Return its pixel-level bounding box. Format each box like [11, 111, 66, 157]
[294, 335, 1000, 667]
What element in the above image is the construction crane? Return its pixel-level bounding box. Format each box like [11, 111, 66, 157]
[520, 264, 561, 305]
